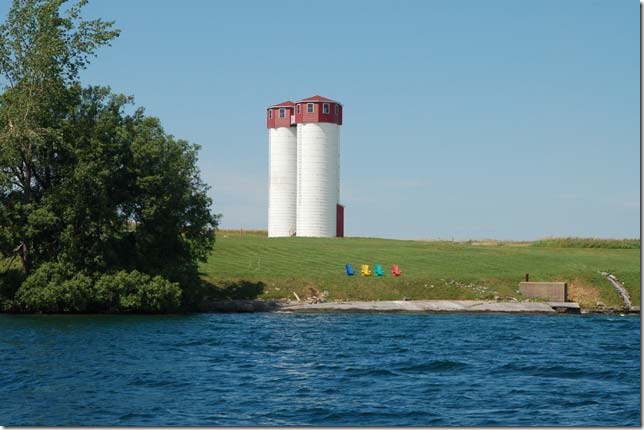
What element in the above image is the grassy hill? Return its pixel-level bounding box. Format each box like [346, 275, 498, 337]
[200, 232, 640, 310]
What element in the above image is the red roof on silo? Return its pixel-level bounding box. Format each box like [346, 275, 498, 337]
[297, 95, 341, 105]
[268, 100, 295, 108]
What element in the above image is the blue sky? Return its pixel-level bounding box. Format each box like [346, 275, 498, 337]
[2, 0, 638, 240]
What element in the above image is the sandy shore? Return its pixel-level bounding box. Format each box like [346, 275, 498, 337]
[202, 299, 584, 314]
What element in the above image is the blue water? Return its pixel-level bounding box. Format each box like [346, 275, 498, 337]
[0, 313, 640, 426]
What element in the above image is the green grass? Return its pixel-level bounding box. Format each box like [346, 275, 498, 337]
[200, 234, 640, 309]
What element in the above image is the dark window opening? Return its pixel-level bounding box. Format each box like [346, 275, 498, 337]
[307, 103, 314, 113]
[323, 103, 330, 114]
[279, 108, 285, 118]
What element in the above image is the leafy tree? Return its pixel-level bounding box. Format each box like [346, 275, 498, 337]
[52, 87, 218, 287]
[0, 1, 219, 312]
[0, 0, 119, 273]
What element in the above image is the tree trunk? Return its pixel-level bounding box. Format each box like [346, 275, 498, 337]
[21, 152, 32, 274]
[20, 242, 30, 273]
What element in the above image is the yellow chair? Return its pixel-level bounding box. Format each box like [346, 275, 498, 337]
[361, 264, 372, 276]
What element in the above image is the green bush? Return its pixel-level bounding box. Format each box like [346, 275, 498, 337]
[15, 266, 182, 313]
[94, 270, 181, 312]
[16, 262, 93, 312]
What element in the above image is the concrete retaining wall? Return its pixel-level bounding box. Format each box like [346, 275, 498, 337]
[519, 282, 567, 302]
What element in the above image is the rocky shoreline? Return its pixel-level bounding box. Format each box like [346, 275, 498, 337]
[199, 299, 639, 314]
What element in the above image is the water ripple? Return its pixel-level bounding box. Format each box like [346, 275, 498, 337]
[0, 313, 639, 426]
[398, 359, 468, 373]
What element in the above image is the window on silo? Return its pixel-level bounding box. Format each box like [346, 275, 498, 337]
[323, 103, 330, 114]
[307, 103, 314, 113]
[279, 108, 285, 118]
[296, 104, 301, 114]
[335, 104, 339, 115]
[268, 109, 272, 119]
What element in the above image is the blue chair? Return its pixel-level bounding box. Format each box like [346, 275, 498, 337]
[374, 264, 384, 277]
[345, 264, 355, 276]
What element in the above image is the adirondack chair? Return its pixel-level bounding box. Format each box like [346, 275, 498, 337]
[391, 264, 402, 277]
[345, 264, 355, 276]
[374, 264, 384, 277]
[361, 264, 372, 276]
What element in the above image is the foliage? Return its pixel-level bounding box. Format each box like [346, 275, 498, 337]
[0, 0, 120, 273]
[0, 267, 25, 309]
[124, 115, 218, 284]
[16, 261, 93, 312]
[49, 86, 219, 285]
[14, 264, 181, 313]
[94, 270, 181, 313]
[531, 237, 640, 249]
[0, 1, 218, 313]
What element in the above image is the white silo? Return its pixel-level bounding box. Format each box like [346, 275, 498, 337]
[267, 101, 297, 237]
[294, 96, 343, 237]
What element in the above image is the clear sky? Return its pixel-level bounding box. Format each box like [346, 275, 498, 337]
[1, 0, 638, 240]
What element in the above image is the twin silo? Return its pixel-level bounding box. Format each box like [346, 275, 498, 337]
[267, 95, 344, 238]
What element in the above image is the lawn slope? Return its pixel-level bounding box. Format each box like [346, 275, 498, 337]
[200, 232, 640, 309]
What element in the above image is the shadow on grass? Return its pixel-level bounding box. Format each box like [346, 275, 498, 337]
[196, 279, 287, 312]
[201, 279, 266, 300]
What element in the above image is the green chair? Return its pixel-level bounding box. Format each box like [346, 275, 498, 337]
[374, 264, 385, 277]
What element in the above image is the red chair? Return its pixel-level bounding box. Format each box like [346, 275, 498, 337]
[392, 264, 402, 277]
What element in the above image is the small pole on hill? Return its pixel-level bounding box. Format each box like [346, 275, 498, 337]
[525, 273, 529, 282]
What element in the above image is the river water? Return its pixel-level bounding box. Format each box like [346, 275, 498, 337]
[0, 313, 640, 426]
